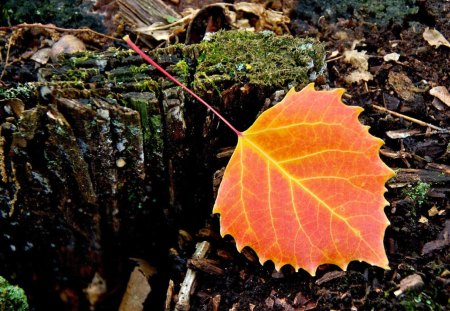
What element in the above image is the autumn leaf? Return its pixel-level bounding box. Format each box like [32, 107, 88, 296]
[123, 37, 394, 276]
[213, 84, 395, 276]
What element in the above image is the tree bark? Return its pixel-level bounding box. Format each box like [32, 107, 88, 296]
[0, 31, 325, 309]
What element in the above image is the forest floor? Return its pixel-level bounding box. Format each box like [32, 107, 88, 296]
[0, 0, 449, 310]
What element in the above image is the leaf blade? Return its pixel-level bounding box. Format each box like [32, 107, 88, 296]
[213, 83, 394, 275]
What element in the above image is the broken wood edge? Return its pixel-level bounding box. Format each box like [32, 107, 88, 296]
[175, 241, 211, 311]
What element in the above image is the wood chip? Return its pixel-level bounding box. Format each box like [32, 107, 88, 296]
[386, 129, 422, 139]
[84, 272, 107, 308]
[388, 71, 415, 101]
[422, 220, 450, 255]
[315, 271, 346, 286]
[188, 258, 224, 275]
[383, 52, 400, 62]
[429, 86, 450, 107]
[164, 279, 174, 311]
[394, 274, 424, 296]
[175, 241, 211, 311]
[211, 294, 221, 311]
[119, 265, 153, 311]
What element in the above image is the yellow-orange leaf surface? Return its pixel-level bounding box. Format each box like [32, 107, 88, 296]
[213, 83, 395, 276]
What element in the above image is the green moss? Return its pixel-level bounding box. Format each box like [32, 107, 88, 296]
[65, 68, 99, 81]
[130, 64, 152, 74]
[172, 60, 190, 81]
[133, 79, 158, 92]
[0, 276, 29, 311]
[68, 55, 90, 67]
[121, 93, 163, 151]
[111, 48, 135, 59]
[148, 114, 163, 150]
[403, 181, 430, 206]
[194, 30, 325, 88]
[191, 72, 224, 95]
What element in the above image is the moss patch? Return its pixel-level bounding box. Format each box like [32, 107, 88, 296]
[194, 30, 325, 89]
[0, 276, 29, 311]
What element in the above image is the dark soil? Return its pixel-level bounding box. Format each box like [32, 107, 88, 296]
[0, 0, 449, 310]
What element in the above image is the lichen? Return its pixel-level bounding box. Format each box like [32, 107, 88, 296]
[0, 276, 29, 311]
[0, 82, 37, 100]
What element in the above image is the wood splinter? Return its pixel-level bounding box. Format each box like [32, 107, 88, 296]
[175, 241, 211, 311]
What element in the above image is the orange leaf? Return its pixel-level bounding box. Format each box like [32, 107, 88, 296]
[213, 83, 395, 276]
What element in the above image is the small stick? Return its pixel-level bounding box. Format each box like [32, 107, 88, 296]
[372, 104, 447, 132]
[0, 23, 120, 41]
[0, 35, 13, 81]
[175, 241, 211, 311]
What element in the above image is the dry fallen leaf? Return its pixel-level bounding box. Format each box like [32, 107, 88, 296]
[423, 27, 450, 48]
[343, 45, 373, 83]
[234, 2, 290, 31]
[345, 69, 373, 83]
[50, 35, 86, 62]
[418, 216, 429, 224]
[343, 49, 370, 70]
[31, 47, 52, 65]
[428, 206, 439, 217]
[383, 52, 400, 62]
[429, 86, 450, 107]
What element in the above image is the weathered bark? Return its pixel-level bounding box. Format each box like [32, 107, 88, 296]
[0, 31, 325, 308]
[117, 0, 181, 28]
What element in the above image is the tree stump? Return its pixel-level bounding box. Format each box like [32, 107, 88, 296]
[0, 31, 325, 309]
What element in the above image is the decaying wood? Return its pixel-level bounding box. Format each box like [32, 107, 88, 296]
[0, 31, 325, 308]
[118, 0, 181, 28]
[188, 258, 224, 275]
[392, 168, 450, 184]
[165, 279, 175, 311]
[119, 258, 156, 311]
[175, 241, 211, 311]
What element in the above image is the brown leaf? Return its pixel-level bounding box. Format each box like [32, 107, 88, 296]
[423, 27, 450, 49]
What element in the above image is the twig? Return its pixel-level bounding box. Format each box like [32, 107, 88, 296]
[372, 104, 447, 132]
[175, 241, 211, 311]
[0, 35, 13, 81]
[0, 23, 121, 41]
